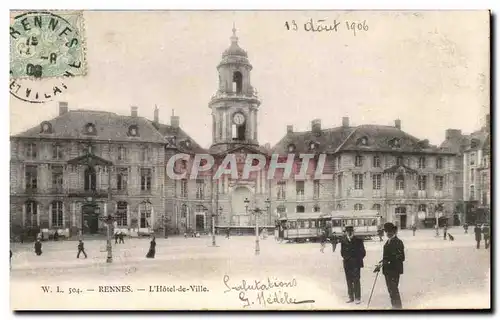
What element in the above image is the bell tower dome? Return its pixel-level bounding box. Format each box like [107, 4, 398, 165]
[209, 25, 261, 150]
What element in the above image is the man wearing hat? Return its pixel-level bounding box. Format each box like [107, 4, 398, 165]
[340, 224, 366, 304]
[378, 222, 405, 309]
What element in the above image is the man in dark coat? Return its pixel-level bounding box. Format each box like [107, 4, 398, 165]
[340, 225, 366, 304]
[463, 223, 469, 234]
[77, 240, 87, 259]
[380, 222, 405, 309]
[119, 232, 125, 244]
[482, 224, 490, 249]
[34, 240, 42, 256]
[474, 224, 482, 249]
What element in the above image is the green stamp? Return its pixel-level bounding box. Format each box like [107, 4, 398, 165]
[10, 11, 86, 79]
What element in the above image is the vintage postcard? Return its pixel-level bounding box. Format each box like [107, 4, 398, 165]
[9, 10, 491, 311]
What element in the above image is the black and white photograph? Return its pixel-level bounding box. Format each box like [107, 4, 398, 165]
[8, 9, 491, 310]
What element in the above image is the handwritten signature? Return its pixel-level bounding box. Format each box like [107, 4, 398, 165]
[223, 274, 297, 293]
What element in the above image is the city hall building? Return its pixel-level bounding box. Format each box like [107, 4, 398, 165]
[10, 29, 462, 238]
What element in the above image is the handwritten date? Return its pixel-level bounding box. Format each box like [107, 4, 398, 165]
[285, 19, 369, 36]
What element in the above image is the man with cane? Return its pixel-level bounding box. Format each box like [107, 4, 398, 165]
[340, 225, 366, 304]
[371, 222, 405, 309]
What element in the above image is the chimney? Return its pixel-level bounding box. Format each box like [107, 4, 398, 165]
[395, 119, 401, 130]
[287, 125, 293, 134]
[311, 119, 321, 132]
[445, 129, 462, 140]
[59, 101, 68, 115]
[342, 117, 349, 128]
[131, 106, 138, 117]
[171, 109, 179, 128]
[154, 105, 159, 123]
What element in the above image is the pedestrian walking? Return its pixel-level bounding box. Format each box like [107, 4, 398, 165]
[463, 223, 469, 234]
[379, 222, 405, 309]
[114, 232, 119, 244]
[225, 227, 230, 239]
[340, 225, 366, 304]
[34, 239, 42, 256]
[119, 232, 125, 244]
[331, 232, 338, 252]
[377, 226, 384, 242]
[77, 240, 87, 259]
[146, 236, 156, 258]
[474, 224, 482, 249]
[53, 230, 59, 241]
[443, 224, 448, 240]
[319, 227, 328, 253]
[482, 224, 490, 249]
[411, 224, 417, 236]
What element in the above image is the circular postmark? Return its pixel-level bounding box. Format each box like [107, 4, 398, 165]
[9, 11, 86, 103]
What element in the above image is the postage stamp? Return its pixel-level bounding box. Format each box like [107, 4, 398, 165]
[9, 10, 86, 104]
[10, 11, 86, 79]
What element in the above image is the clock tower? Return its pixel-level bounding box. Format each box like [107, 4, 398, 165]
[209, 25, 261, 152]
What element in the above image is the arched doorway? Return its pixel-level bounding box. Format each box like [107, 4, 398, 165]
[231, 186, 252, 226]
[82, 203, 99, 234]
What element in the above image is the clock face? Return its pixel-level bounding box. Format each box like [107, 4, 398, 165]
[233, 112, 245, 125]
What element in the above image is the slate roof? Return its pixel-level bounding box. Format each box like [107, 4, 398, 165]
[12, 110, 166, 144]
[271, 127, 355, 154]
[272, 124, 452, 155]
[439, 128, 490, 154]
[11, 109, 206, 154]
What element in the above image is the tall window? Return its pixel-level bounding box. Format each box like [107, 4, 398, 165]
[436, 157, 443, 169]
[418, 157, 426, 169]
[51, 166, 63, 191]
[296, 181, 305, 196]
[313, 180, 320, 199]
[354, 203, 363, 211]
[116, 201, 128, 227]
[277, 180, 286, 200]
[140, 147, 150, 162]
[25, 201, 38, 227]
[372, 155, 381, 168]
[372, 204, 381, 213]
[139, 202, 152, 228]
[181, 204, 188, 218]
[470, 169, 474, 182]
[372, 174, 381, 190]
[25, 165, 38, 190]
[337, 173, 342, 196]
[395, 175, 405, 190]
[354, 174, 364, 190]
[140, 168, 152, 191]
[355, 155, 363, 167]
[51, 201, 63, 227]
[418, 204, 427, 212]
[25, 143, 37, 159]
[418, 175, 427, 191]
[180, 179, 188, 198]
[296, 205, 305, 213]
[277, 205, 286, 217]
[117, 168, 128, 190]
[117, 146, 126, 161]
[469, 185, 475, 200]
[196, 179, 205, 199]
[396, 156, 404, 167]
[84, 167, 97, 191]
[233, 71, 243, 93]
[52, 144, 63, 160]
[435, 176, 444, 191]
[470, 153, 475, 165]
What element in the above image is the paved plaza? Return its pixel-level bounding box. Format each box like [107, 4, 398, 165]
[10, 228, 490, 310]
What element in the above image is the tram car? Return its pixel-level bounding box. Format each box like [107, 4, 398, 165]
[278, 210, 381, 242]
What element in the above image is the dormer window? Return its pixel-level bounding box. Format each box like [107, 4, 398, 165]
[183, 139, 192, 149]
[309, 141, 318, 151]
[128, 125, 139, 137]
[84, 123, 96, 135]
[40, 122, 53, 134]
[357, 136, 369, 146]
[287, 144, 296, 153]
[390, 138, 401, 148]
[396, 156, 404, 167]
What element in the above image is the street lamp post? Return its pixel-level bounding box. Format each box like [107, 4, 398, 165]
[99, 214, 115, 263]
[212, 207, 222, 247]
[244, 198, 270, 255]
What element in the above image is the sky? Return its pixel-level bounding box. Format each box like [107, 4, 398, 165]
[9, 10, 490, 148]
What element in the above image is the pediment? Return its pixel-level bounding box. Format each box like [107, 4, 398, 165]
[67, 153, 113, 167]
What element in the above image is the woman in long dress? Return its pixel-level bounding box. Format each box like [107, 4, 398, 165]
[146, 236, 156, 258]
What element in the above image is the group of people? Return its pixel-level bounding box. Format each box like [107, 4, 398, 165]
[325, 223, 405, 309]
[473, 223, 490, 249]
